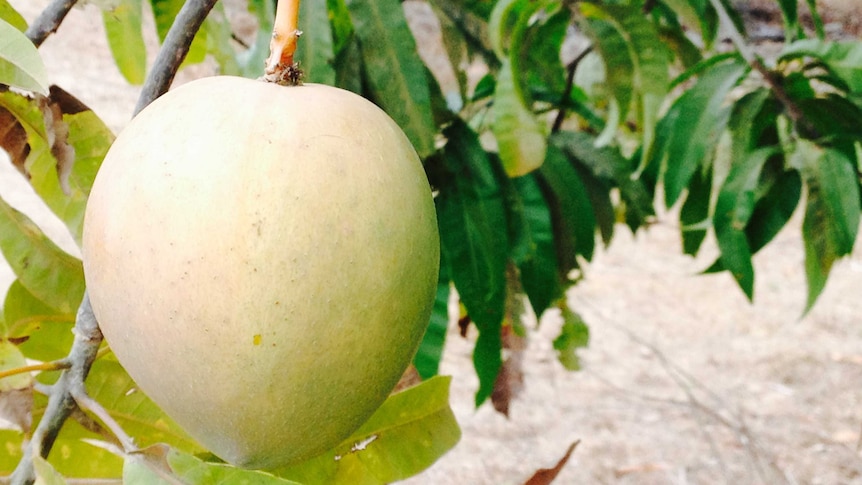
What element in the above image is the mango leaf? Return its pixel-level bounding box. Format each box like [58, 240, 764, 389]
[679, 166, 711, 256]
[236, 0, 275, 78]
[520, 7, 569, 99]
[578, 12, 631, 142]
[551, 131, 654, 233]
[413, 264, 450, 379]
[776, 0, 799, 38]
[0, 18, 48, 95]
[199, 2, 241, 76]
[492, 58, 547, 177]
[0, 196, 84, 314]
[85, 358, 204, 454]
[435, 119, 507, 405]
[32, 456, 68, 485]
[512, 175, 560, 318]
[3, 279, 75, 361]
[149, 0, 208, 66]
[537, 144, 596, 274]
[295, 0, 336, 84]
[102, 0, 147, 84]
[346, 0, 436, 157]
[124, 445, 302, 484]
[651, 56, 748, 207]
[553, 306, 589, 371]
[713, 147, 777, 300]
[0, 90, 113, 243]
[583, 3, 669, 166]
[660, 0, 719, 48]
[0, 1, 27, 31]
[274, 376, 459, 484]
[780, 39, 862, 93]
[801, 145, 860, 312]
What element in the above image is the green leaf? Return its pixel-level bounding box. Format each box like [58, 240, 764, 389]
[492, 58, 547, 177]
[296, 0, 336, 84]
[85, 358, 204, 453]
[520, 7, 569, 98]
[776, 0, 798, 38]
[553, 306, 589, 371]
[660, 0, 719, 47]
[346, 0, 436, 157]
[3, 279, 75, 361]
[714, 148, 777, 300]
[0, 1, 28, 31]
[0, 17, 48, 95]
[125, 445, 302, 484]
[200, 2, 242, 76]
[652, 56, 748, 207]
[512, 175, 560, 318]
[102, 0, 147, 84]
[537, 144, 596, 273]
[801, 145, 860, 312]
[435, 119, 507, 405]
[0, 340, 31, 391]
[414, 265, 450, 379]
[274, 376, 460, 484]
[551, 131, 654, 232]
[579, 3, 670, 160]
[781, 39, 862, 93]
[679, 166, 711, 256]
[149, 0, 208, 66]
[237, 0, 275, 78]
[0, 196, 84, 314]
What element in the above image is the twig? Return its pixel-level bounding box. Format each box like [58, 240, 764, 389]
[133, 0, 219, 116]
[0, 360, 70, 380]
[705, 0, 809, 132]
[70, 385, 137, 454]
[9, 294, 102, 485]
[552, 46, 593, 133]
[25, 0, 78, 48]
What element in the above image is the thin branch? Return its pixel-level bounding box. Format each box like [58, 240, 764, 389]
[25, 0, 79, 48]
[10, 293, 102, 485]
[70, 385, 137, 454]
[0, 360, 70, 380]
[706, 0, 809, 131]
[552, 46, 593, 133]
[133, 0, 219, 116]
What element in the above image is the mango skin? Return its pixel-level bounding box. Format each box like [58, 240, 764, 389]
[82, 76, 439, 469]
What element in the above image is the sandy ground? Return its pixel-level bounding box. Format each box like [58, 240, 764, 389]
[3, 1, 862, 483]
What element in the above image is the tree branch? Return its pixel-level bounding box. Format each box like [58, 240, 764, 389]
[133, 0, 219, 116]
[25, 0, 79, 48]
[9, 293, 102, 485]
[552, 46, 593, 133]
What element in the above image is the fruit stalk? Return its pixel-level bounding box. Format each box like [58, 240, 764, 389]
[263, 0, 303, 85]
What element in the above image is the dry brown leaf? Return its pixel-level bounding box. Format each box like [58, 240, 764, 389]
[0, 85, 90, 192]
[523, 440, 580, 485]
[392, 363, 422, 393]
[0, 104, 30, 174]
[0, 386, 33, 434]
[491, 323, 526, 417]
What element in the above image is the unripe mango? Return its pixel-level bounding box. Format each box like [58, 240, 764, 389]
[82, 76, 439, 469]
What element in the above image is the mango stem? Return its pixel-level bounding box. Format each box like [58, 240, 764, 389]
[263, 0, 303, 85]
